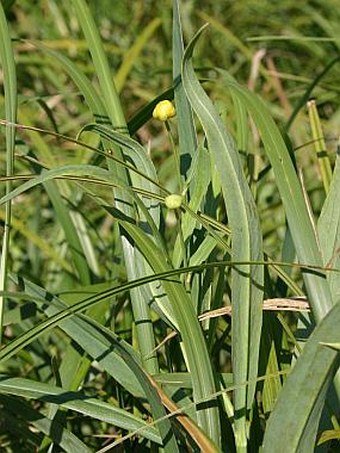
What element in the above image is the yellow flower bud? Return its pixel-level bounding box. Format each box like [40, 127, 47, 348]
[152, 100, 176, 122]
[165, 194, 183, 210]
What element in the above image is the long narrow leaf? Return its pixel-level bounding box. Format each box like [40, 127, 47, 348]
[0, 1, 17, 342]
[0, 395, 92, 453]
[3, 277, 178, 450]
[70, 0, 126, 129]
[173, 0, 197, 180]
[318, 153, 340, 303]
[263, 302, 340, 452]
[222, 76, 334, 323]
[0, 377, 162, 444]
[120, 220, 221, 446]
[182, 25, 264, 448]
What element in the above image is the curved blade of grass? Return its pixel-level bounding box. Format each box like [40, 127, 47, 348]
[0, 377, 162, 444]
[0, 259, 336, 366]
[4, 279, 178, 451]
[0, 2, 17, 343]
[173, 0, 197, 180]
[182, 25, 264, 449]
[0, 268, 174, 364]
[220, 76, 334, 321]
[79, 124, 162, 225]
[70, 0, 126, 130]
[119, 220, 221, 446]
[263, 301, 340, 453]
[318, 154, 340, 303]
[307, 99, 332, 193]
[0, 395, 92, 452]
[27, 39, 108, 124]
[172, 145, 212, 268]
[61, 317, 179, 451]
[0, 165, 114, 206]
[6, 275, 145, 398]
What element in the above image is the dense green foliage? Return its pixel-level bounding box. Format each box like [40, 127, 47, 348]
[0, 0, 339, 451]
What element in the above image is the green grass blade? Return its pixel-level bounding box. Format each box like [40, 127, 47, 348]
[120, 220, 221, 445]
[173, 0, 197, 180]
[172, 145, 211, 268]
[307, 99, 332, 194]
[0, 377, 162, 444]
[182, 26, 264, 449]
[66, 318, 179, 453]
[28, 39, 108, 122]
[5, 275, 145, 398]
[61, 318, 179, 451]
[223, 78, 334, 323]
[0, 395, 92, 452]
[2, 281, 179, 450]
[318, 154, 340, 303]
[0, 165, 116, 206]
[70, 0, 126, 129]
[263, 301, 340, 453]
[79, 124, 162, 224]
[0, 2, 17, 343]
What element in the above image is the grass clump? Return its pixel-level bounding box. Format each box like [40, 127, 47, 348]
[0, 0, 339, 451]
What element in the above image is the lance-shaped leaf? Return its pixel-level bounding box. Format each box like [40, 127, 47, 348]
[182, 25, 264, 447]
[119, 220, 221, 446]
[263, 302, 340, 452]
[0, 377, 162, 444]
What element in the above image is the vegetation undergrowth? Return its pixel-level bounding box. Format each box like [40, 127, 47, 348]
[0, 0, 339, 451]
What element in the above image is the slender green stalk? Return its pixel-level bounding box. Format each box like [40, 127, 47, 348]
[165, 120, 182, 192]
[307, 99, 332, 194]
[0, 3, 17, 343]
